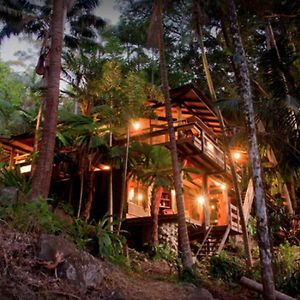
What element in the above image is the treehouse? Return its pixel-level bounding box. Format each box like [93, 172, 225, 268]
[123, 84, 255, 254]
[0, 85, 257, 255]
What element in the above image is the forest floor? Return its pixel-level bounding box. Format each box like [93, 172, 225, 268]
[0, 223, 255, 300]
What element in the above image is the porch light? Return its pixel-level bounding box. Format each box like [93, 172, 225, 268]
[128, 188, 134, 201]
[197, 195, 205, 205]
[233, 151, 241, 161]
[132, 121, 141, 130]
[137, 193, 143, 201]
[20, 165, 31, 174]
[102, 165, 111, 170]
[171, 189, 176, 196]
[211, 204, 215, 209]
[220, 183, 226, 190]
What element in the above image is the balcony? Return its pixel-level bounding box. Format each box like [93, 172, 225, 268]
[132, 116, 227, 172]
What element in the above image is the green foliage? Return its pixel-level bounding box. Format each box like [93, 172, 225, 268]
[247, 216, 256, 237]
[70, 218, 93, 250]
[95, 214, 127, 264]
[149, 243, 182, 271]
[210, 251, 245, 284]
[0, 167, 31, 196]
[273, 242, 300, 298]
[0, 197, 64, 234]
[0, 61, 26, 105]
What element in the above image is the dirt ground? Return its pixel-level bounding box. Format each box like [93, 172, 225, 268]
[0, 224, 253, 300]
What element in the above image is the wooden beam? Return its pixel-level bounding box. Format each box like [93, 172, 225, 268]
[240, 277, 296, 300]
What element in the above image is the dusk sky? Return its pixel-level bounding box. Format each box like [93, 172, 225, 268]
[0, 0, 120, 69]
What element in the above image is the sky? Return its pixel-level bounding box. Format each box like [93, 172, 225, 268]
[0, 0, 120, 70]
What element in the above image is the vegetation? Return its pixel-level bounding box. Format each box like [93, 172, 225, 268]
[0, 0, 299, 299]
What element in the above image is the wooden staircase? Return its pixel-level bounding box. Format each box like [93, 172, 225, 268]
[195, 225, 231, 258]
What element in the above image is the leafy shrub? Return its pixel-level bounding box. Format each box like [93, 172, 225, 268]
[210, 251, 245, 283]
[273, 242, 300, 298]
[149, 243, 182, 271]
[70, 218, 93, 250]
[0, 166, 31, 197]
[95, 214, 127, 264]
[1, 197, 65, 234]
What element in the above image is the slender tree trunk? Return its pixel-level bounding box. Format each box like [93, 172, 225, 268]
[30, 0, 65, 200]
[150, 185, 161, 247]
[82, 163, 95, 221]
[193, 11, 253, 267]
[77, 171, 84, 218]
[155, 0, 193, 269]
[108, 129, 113, 232]
[117, 125, 130, 235]
[227, 0, 275, 298]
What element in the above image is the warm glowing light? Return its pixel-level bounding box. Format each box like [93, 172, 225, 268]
[128, 188, 134, 201]
[211, 205, 215, 209]
[197, 196, 205, 205]
[233, 152, 241, 160]
[102, 165, 111, 170]
[132, 122, 141, 130]
[16, 159, 26, 164]
[20, 165, 31, 174]
[137, 193, 143, 201]
[220, 183, 226, 190]
[207, 142, 214, 152]
[171, 189, 176, 196]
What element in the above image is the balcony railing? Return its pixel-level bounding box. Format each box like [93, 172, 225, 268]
[229, 204, 242, 233]
[132, 116, 227, 170]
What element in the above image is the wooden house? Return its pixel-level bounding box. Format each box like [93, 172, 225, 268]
[123, 84, 255, 254]
[0, 84, 256, 255]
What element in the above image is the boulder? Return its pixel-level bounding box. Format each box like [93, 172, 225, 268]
[38, 234, 104, 290]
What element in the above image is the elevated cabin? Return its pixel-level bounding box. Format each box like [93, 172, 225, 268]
[0, 85, 250, 255]
[124, 84, 245, 252]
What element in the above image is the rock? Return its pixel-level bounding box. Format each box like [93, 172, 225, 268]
[0, 186, 18, 204]
[38, 234, 104, 290]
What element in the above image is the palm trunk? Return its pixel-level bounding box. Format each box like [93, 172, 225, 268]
[227, 0, 275, 298]
[77, 172, 84, 218]
[193, 14, 253, 267]
[150, 185, 161, 247]
[108, 129, 113, 232]
[82, 170, 95, 221]
[117, 125, 130, 235]
[155, 0, 193, 269]
[29, 0, 65, 200]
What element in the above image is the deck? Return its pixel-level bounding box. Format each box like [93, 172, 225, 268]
[130, 116, 231, 174]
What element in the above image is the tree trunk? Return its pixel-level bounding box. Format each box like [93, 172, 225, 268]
[117, 125, 130, 235]
[82, 170, 95, 221]
[29, 0, 65, 200]
[155, 0, 193, 269]
[108, 129, 113, 232]
[150, 185, 162, 247]
[193, 17, 253, 267]
[226, 0, 275, 299]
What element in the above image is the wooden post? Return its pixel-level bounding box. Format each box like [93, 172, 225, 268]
[203, 174, 210, 228]
[9, 148, 15, 169]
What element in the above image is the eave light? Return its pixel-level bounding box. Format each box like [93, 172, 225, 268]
[233, 151, 241, 161]
[197, 195, 205, 205]
[132, 121, 141, 130]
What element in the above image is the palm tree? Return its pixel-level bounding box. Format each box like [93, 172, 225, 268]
[226, 0, 275, 298]
[147, 0, 193, 270]
[191, 0, 253, 268]
[0, 0, 105, 200]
